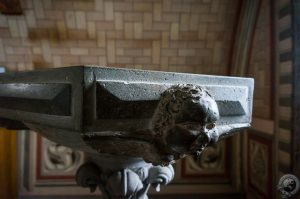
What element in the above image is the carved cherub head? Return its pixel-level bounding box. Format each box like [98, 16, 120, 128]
[152, 84, 220, 164]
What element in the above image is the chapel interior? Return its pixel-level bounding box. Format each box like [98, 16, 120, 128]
[0, 0, 299, 199]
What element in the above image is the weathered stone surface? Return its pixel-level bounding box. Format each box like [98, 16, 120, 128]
[0, 66, 254, 166]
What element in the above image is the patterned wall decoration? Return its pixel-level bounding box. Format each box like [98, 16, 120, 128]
[229, 0, 275, 197]
[234, 0, 279, 197]
[291, 0, 300, 180]
[18, 132, 91, 196]
[276, 0, 293, 178]
[36, 136, 84, 181]
[181, 139, 230, 181]
[247, 131, 272, 199]
[275, 0, 300, 185]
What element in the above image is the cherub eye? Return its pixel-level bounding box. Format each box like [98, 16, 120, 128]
[206, 122, 215, 130]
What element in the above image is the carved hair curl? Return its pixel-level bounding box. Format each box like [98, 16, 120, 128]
[151, 84, 219, 136]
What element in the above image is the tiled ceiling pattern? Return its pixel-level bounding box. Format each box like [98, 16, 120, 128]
[0, 0, 238, 75]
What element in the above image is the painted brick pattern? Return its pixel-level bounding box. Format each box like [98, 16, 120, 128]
[0, 0, 238, 75]
[276, 0, 292, 179]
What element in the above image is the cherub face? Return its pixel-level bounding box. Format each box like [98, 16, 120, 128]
[152, 84, 220, 164]
[165, 94, 220, 156]
[165, 121, 218, 156]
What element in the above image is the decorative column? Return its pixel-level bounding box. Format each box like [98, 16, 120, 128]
[0, 66, 254, 198]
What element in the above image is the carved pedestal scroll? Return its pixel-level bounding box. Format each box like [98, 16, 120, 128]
[0, 66, 254, 198]
[76, 159, 174, 199]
